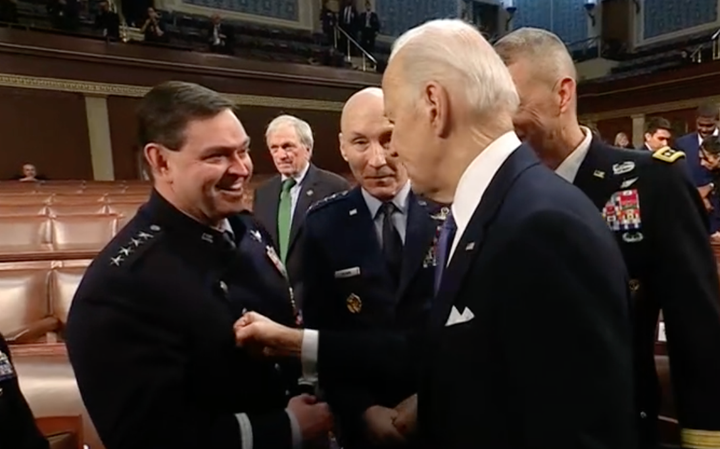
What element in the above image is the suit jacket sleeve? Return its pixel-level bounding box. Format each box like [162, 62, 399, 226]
[492, 211, 635, 448]
[66, 281, 292, 449]
[646, 160, 720, 441]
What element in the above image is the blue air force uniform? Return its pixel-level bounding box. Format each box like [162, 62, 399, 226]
[65, 190, 301, 449]
[567, 137, 720, 449]
[301, 184, 444, 446]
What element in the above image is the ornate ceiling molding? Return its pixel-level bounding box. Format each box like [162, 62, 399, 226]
[0, 73, 344, 112]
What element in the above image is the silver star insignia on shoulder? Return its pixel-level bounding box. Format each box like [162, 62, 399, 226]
[119, 247, 131, 256]
[130, 238, 141, 247]
[110, 255, 124, 266]
[138, 231, 153, 240]
[250, 230, 262, 242]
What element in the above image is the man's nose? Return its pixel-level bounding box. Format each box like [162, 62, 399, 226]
[229, 154, 250, 176]
[367, 142, 387, 167]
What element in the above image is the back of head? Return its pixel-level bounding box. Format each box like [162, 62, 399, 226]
[137, 80, 235, 151]
[494, 27, 577, 85]
[389, 19, 519, 120]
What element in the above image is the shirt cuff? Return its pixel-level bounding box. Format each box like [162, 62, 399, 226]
[301, 329, 319, 384]
[235, 413, 253, 449]
[286, 409, 303, 449]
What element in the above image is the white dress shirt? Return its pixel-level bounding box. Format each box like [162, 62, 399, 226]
[281, 162, 310, 222]
[554, 126, 593, 183]
[698, 127, 719, 146]
[448, 131, 521, 262]
[361, 181, 411, 244]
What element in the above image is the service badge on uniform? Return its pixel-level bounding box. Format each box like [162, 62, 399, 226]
[0, 351, 16, 381]
[602, 189, 642, 231]
[346, 293, 362, 313]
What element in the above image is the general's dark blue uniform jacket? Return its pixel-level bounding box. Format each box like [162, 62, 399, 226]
[65, 190, 301, 449]
[302, 186, 442, 443]
[573, 139, 720, 449]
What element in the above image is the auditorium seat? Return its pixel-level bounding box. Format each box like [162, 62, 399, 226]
[106, 194, 149, 204]
[0, 216, 52, 258]
[51, 267, 85, 329]
[0, 204, 48, 216]
[0, 193, 48, 206]
[47, 204, 108, 217]
[50, 194, 106, 205]
[51, 215, 118, 253]
[0, 268, 52, 344]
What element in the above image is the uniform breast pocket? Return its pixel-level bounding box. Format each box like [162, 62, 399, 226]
[335, 274, 393, 327]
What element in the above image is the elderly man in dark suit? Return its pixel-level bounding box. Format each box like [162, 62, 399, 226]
[235, 19, 637, 449]
[495, 27, 720, 449]
[254, 115, 349, 310]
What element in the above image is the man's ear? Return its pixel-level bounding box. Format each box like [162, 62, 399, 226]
[643, 132, 652, 143]
[338, 133, 349, 161]
[144, 143, 171, 182]
[423, 81, 450, 139]
[557, 77, 575, 114]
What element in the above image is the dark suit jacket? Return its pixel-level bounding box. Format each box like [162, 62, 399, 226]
[302, 187, 441, 443]
[574, 139, 720, 449]
[318, 145, 637, 449]
[66, 191, 301, 449]
[253, 164, 350, 309]
[675, 132, 711, 186]
[359, 11, 380, 33]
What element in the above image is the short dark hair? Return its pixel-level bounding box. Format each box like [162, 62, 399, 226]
[702, 135, 720, 155]
[697, 102, 719, 120]
[136, 81, 236, 151]
[644, 117, 672, 135]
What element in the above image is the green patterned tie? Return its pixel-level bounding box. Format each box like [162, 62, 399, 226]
[278, 178, 297, 262]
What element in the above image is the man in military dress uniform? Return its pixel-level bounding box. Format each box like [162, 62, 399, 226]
[0, 332, 49, 449]
[65, 81, 333, 449]
[301, 88, 444, 448]
[495, 28, 720, 449]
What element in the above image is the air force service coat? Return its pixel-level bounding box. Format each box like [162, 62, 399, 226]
[65, 190, 301, 449]
[573, 139, 720, 449]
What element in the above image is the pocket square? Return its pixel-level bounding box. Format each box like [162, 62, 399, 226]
[445, 306, 475, 327]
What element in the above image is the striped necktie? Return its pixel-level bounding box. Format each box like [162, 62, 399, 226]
[277, 178, 296, 262]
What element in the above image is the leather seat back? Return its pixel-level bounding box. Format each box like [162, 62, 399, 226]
[0, 268, 51, 338]
[51, 215, 118, 251]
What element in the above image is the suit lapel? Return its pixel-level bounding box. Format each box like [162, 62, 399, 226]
[395, 194, 439, 302]
[574, 138, 626, 211]
[288, 165, 318, 252]
[430, 144, 540, 329]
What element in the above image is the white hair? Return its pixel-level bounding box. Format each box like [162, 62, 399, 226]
[389, 19, 519, 117]
[265, 114, 314, 151]
[493, 27, 577, 82]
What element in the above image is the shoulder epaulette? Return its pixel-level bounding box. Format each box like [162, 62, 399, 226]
[308, 190, 349, 213]
[653, 147, 686, 163]
[107, 224, 164, 269]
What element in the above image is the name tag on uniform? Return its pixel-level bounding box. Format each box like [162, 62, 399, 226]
[334, 267, 361, 279]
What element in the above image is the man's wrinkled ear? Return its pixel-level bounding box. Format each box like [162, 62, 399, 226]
[422, 81, 450, 139]
[338, 133, 349, 162]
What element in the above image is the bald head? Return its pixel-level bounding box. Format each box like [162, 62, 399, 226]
[339, 87, 406, 201]
[341, 87, 384, 133]
[494, 27, 576, 85]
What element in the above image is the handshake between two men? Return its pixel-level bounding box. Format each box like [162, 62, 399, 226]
[235, 312, 418, 448]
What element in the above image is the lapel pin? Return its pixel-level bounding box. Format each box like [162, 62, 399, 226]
[349, 209, 358, 216]
[593, 170, 605, 179]
[465, 242, 475, 251]
[250, 230, 262, 242]
[201, 233, 214, 243]
[306, 189, 314, 196]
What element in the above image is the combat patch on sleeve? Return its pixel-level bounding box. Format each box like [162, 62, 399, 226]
[108, 224, 164, 269]
[653, 147, 685, 163]
[308, 190, 349, 214]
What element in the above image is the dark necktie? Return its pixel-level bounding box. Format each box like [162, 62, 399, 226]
[381, 202, 403, 283]
[434, 211, 457, 296]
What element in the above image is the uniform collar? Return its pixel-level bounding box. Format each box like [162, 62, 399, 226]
[143, 189, 244, 248]
[555, 126, 593, 183]
[361, 181, 411, 218]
